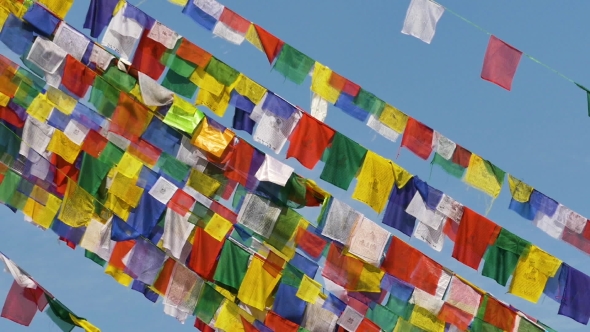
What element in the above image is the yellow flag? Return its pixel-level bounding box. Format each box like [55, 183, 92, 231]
[464, 154, 504, 198]
[104, 264, 133, 287]
[115, 153, 144, 178]
[38, 0, 74, 18]
[191, 117, 235, 158]
[47, 130, 82, 164]
[509, 245, 562, 303]
[168, 0, 188, 6]
[233, 74, 267, 105]
[47, 87, 77, 114]
[196, 86, 231, 117]
[508, 174, 533, 203]
[237, 256, 282, 311]
[245, 24, 264, 52]
[352, 151, 395, 213]
[27, 94, 53, 123]
[392, 161, 413, 188]
[0, 0, 26, 18]
[355, 264, 385, 293]
[215, 301, 245, 332]
[204, 214, 233, 241]
[311, 63, 340, 104]
[409, 306, 445, 332]
[0, 91, 9, 107]
[190, 67, 224, 96]
[108, 172, 144, 208]
[69, 314, 101, 332]
[58, 179, 94, 228]
[214, 285, 237, 302]
[296, 275, 322, 303]
[187, 169, 221, 197]
[379, 104, 408, 133]
[104, 193, 132, 221]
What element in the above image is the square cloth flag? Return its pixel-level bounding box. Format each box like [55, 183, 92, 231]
[401, 0, 445, 44]
[481, 35, 522, 91]
[273, 44, 315, 85]
[286, 113, 335, 169]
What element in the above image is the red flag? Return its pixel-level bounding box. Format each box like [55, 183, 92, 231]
[153, 258, 175, 295]
[410, 255, 444, 295]
[286, 112, 335, 169]
[438, 303, 473, 330]
[483, 297, 517, 331]
[451, 145, 472, 168]
[481, 35, 522, 91]
[241, 317, 260, 332]
[81, 130, 108, 158]
[176, 39, 212, 68]
[295, 227, 327, 260]
[254, 24, 284, 64]
[381, 237, 422, 283]
[356, 318, 381, 332]
[62, 55, 96, 98]
[188, 227, 224, 280]
[400, 117, 433, 160]
[452, 207, 500, 270]
[167, 190, 196, 216]
[132, 30, 167, 80]
[264, 311, 299, 332]
[329, 71, 361, 97]
[1, 281, 47, 326]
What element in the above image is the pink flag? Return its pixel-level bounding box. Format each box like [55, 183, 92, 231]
[481, 35, 522, 90]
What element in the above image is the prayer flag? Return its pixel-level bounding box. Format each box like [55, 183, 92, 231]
[558, 264, 590, 325]
[509, 245, 562, 303]
[254, 24, 284, 64]
[287, 112, 335, 169]
[238, 256, 282, 311]
[464, 154, 505, 198]
[481, 35, 522, 91]
[273, 44, 314, 84]
[320, 132, 367, 190]
[401, 117, 433, 160]
[401, 0, 444, 44]
[482, 228, 530, 286]
[133, 30, 167, 80]
[452, 207, 500, 270]
[352, 151, 395, 213]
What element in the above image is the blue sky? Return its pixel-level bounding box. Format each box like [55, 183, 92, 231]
[0, 0, 588, 331]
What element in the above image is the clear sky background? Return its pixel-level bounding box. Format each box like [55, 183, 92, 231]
[0, 0, 588, 331]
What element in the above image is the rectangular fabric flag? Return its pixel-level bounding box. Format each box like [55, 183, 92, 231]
[481, 35, 522, 91]
[558, 264, 590, 325]
[509, 245, 561, 303]
[286, 112, 336, 169]
[464, 154, 505, 199]
[452, 207, 500, 270]
[238, 256, 282, 311]
[320, 132, 367, 190]
[401, 0, 444, 44]
[401, 117, 433, 160]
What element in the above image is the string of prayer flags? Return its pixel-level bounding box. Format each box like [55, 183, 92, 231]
[0, 7, 572, 330]
[481, 35, 523, 91]
[0, 252, 99, 331]
[401, 0, 445, 44]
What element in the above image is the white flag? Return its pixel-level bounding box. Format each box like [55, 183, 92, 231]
[401, 0, 444, 44]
